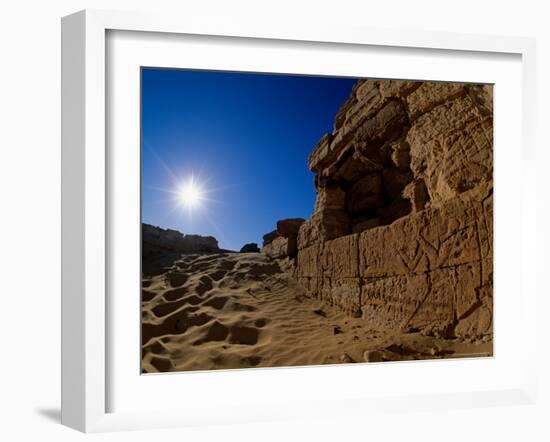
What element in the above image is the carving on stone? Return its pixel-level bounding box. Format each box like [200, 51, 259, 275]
[262, 80, 493, 340]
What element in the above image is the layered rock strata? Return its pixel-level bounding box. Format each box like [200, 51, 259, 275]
[265, 79, 493, 340]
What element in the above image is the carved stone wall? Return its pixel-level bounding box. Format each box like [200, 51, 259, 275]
[295, 184, 492, 338]
[264, 79, 493, 340]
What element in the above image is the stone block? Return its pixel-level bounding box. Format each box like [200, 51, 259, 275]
[321, 234, 359, 278]
[406, 81, 468, 120]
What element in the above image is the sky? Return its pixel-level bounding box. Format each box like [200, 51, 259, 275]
[141, 68, 356, 251]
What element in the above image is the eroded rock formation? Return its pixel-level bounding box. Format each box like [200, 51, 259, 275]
[240, 243, 260, 253]
[142, 223, 219, 275]
[263, 79, 493, 340]
[262, 218, 305, 259]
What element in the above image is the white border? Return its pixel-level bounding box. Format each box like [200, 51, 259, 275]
[61, 9, 537, 433]
[109, 29, 522, 413]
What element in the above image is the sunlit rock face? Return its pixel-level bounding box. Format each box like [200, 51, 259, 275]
[262, 218, 305, 259]
[265, 79, 493, 340]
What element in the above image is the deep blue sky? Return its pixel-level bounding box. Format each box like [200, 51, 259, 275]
[141, 68, 356, 251]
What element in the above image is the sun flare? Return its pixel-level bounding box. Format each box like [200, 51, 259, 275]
[178, 178, 203, 209]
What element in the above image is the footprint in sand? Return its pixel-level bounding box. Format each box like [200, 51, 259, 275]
[187, 312, 214, 327]
[202, 296, 230, 310]
[165, 271, 189, 287]
[189, 261, 216, 273]
[192, 320, 261, 347]
[152, 297, 201, 317]
[193, 321, 230, 345]
[228, 325, 259, 345]
[149, 355, 173, 372]
[254, 318, 268, 328]
[142, 308, 214, 344]
[195, 275, 213, 295]
[163, 285, 189, 301]
[142, 288, 156, 302]
[228, 301, 257, 313]
[145, 339, 170, 355]
[143, 253, 278, 370]
[208, 270, 227, 281]
[217, 260, 237, 272]
[163, 275, 212, 302]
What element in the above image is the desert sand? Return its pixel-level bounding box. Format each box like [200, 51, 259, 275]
[142, 252, 491, 373]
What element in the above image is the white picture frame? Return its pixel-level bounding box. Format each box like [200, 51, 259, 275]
[61, 9, 537, 433]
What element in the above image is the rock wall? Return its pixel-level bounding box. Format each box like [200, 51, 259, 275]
[240, 243, 260, 253]
[267, 79, 493, 340]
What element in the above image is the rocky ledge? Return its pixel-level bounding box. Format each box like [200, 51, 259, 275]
[142, 223, 219, 275]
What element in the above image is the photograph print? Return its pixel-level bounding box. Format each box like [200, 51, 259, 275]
[140, 68, 493, 373]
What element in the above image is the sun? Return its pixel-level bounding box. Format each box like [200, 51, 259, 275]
[178, 178, 203, 209]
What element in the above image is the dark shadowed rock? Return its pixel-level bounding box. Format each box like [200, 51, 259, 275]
[276, 218, 305, 236]
[142, 223, 218, 253]
[240, 243, 260, 253]
[142, 223, 219, 275]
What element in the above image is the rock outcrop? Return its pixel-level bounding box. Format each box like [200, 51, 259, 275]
[142, 223, 219, 275]
[240, 243, 260, 253]
[265, 79, 493, 341]
[262, 218, 305, 259]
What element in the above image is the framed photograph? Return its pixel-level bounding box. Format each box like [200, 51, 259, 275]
[61, 9, 537, 432]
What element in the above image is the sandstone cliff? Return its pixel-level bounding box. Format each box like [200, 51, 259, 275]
[264, 79, 493, 341]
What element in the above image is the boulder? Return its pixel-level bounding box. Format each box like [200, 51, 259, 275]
[262, 236, 289, 259]
[240, 243, 260, 253]
[276, 218, 305, 237]
[262, 218, 306, 259]
[262, 229, 279, 246]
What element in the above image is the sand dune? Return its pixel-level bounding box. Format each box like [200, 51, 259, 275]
[142, 253, 491, 373]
